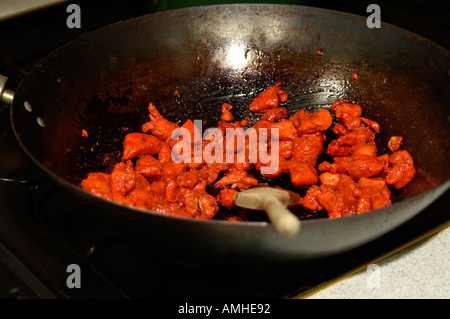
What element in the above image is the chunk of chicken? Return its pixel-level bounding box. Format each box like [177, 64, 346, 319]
[249, 82, 288, 113]
[290, 108, 333, 134]
[384, 150, 416, 189]
[122, 133, 162, 161]
[141, 102, 179, 141]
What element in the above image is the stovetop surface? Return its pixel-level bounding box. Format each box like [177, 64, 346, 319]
[0, 0, 448, 300]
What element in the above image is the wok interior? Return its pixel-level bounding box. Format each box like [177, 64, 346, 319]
[12, 5, 450, 219]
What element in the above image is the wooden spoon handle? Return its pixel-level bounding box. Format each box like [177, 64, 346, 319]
[262, 196, 301, 237]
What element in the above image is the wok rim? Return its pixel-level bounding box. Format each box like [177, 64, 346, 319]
[9, 3, 450, 232]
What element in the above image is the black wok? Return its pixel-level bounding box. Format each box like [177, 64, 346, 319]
[3, 4, 449, 264]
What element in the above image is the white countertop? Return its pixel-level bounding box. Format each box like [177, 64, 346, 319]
[304, 226, 450, 299]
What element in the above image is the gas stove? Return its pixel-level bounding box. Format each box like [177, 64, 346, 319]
[0, 0, 448, 300]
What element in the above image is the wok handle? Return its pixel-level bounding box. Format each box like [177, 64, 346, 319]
[0, 75, 15, 105]
[262, 196, 301, 237]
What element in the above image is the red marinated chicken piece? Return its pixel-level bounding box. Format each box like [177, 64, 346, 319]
[180, 119, 202, 146]
[388, 136, 403, 152]
[301, 185, 324, 211]
[279, 140, 294, 159]
[316, 174, 359, 218]
[384, 150, 416, 189]
[327, 125, 376, 157]
[81, 172, 112, 200]
[290, 108, 333, 134]
[320, 153, 388, 180]
[220, 103, 234, 122]
[161, 162, 186, 181]
[141, 102, 179, 141]
[216, 188, 239, 208]
[290, 132, 326, 167]
[122, 133, 162, 161]
[177, 171, 200, 189]
[261, 107, 288, 122]
[360, 117, 380, 133]
[303, 172, 393, 218]
[288, 161, 319, 188]
[197, 193, 220, 219]
[249, 82, 288, 113]
[124, 173, 155, 209]
[284, 132, 326, 188]
[157, 142, 172, 163]
[181, 188, 219, 219]
[135, 155, 162, 180]
[110, 160, 137, 196]
[216, 120, 245, 136]
[269, 120, 298, 140]
[214, 168, 258, 190]
[354, 177, 391, 213]
[346, 155, 386, 179]
[331, 100, 363, 131]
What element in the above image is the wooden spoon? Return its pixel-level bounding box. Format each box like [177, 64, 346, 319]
[233, 187, 301, 237]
